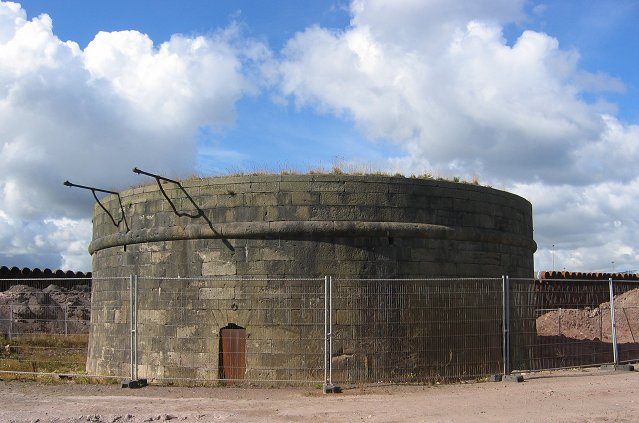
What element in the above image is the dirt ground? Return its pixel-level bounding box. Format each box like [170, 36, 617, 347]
[1, 368, 637, 422]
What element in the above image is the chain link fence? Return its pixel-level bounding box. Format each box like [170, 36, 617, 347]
[330, 278, 504, 383]
[87, 276, 132, 381]
[132, 276, 326, 384]
[0, 277, 91, 378]
[511, 278, 639, 372]
[1, 275, 638, 384]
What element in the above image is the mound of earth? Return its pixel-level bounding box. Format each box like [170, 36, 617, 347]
[0, 284, 91, 336]
[42, 284, 91, 320]
[537, 287, 639, 343]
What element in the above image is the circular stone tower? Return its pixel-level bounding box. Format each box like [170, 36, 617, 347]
[87, 174, 536, 381]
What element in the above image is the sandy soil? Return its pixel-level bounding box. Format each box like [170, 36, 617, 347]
[1, 368, 637, 422]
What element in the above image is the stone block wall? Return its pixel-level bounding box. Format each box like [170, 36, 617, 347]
[87, 174, 536, 382]
[90, 174, 535, 279]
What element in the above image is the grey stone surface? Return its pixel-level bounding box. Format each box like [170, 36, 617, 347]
[87, 174, 536, 383]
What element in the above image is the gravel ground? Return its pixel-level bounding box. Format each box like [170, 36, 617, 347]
[2, 367, 638, 422]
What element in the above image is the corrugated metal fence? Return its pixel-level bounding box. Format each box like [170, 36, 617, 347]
[0, 276, 637, 385]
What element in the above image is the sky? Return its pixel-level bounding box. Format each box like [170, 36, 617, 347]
[0, 0, 638, 274]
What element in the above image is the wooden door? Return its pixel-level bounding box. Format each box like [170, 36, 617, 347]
[220, 327, 246, 382]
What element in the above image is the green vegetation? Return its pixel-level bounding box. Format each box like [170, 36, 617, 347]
[130, 162, 485, 189]
[0, 334, 88, 379]
[186, 166, 482, 185]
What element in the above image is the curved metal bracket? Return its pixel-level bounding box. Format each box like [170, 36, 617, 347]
[132, 167, 234, 251]
[64, 180, 130, 232]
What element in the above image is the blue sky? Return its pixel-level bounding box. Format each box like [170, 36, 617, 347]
[17, 0, 399, 173]
[519, 0, 638, 122]
[20, 1, 352, 49]
[1, 0, 638, 273]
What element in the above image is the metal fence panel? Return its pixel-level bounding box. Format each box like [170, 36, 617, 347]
[509, 278, 639, 371]
[0, 277, 92, 378]
[610, 280, 639, 364]
[135, 277, 326, 384]
[330, 278, 504, 383]
[86, 276, 132, 379]
[2, 275, 638, 384]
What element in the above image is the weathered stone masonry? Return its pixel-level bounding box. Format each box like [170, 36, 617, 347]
[87, 174, 536, 381]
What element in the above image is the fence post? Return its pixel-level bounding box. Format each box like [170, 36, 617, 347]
[324, 275, 328, 386]
[323, 275, 339, 393]
[8, 305, 13, 340]
[558, 308, 562, 336]
[129, 274, 136, 381]
[129, 275, 133, 380]
[502, 275, 510, 375]
[609, 277, 619, 366]
[64, 304, 68, 336]
[329, 275, 333, 386]
[134, 274, 138, 381]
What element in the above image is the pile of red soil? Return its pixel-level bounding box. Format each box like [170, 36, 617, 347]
[537, 288, 639, 343]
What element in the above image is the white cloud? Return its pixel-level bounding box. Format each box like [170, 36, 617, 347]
[278, 0, 639, 272]
[42, 218, 93, 270]
[0, 1, 269, 270]
[279, 12, 627, 182]
[0, 209, 90, 270]
[349, 0, 525, 54]
[83, 28, 250, 129]
[513, 179, 639, 273]
[1, 0, 637, 275]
